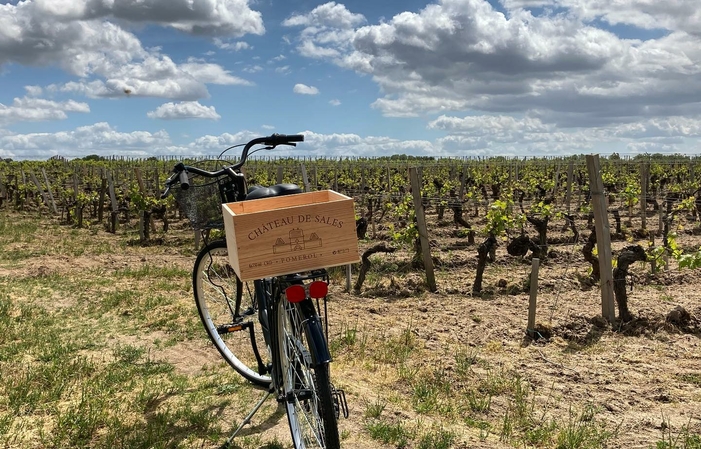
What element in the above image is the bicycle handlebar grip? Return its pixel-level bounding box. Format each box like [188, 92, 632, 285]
[179, 170, 190, 190]
[266, 134, 304, 145]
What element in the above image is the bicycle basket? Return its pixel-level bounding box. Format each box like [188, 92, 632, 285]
[176, 163, 236, 230]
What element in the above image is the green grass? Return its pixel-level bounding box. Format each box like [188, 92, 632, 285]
[366, 419, 413, 448]
[654, 416, 701, 449]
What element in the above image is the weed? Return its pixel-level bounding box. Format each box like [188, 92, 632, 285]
[364, 397, 387, 418]
[555, 404, 618, 449]
[417, 427, 456, 449]
[655, 416, 701, 449]
[366, 419, 412, 448]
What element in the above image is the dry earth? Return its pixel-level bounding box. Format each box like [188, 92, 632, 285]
[3, 206, 701, 449]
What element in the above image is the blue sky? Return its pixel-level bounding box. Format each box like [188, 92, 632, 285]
[1, 0, 700, 159]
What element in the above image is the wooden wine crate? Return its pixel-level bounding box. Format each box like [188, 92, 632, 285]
[222, 190, 360, 281]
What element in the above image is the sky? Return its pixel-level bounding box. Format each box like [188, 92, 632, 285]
[1, 0, 700, 159]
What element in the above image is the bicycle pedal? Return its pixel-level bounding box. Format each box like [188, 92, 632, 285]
[284, 389, 313, 403]
[216, 321, 252, 335]
[332, 388, 349, 419]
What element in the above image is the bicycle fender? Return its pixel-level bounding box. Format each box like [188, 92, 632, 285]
[300, 300, 332, 365]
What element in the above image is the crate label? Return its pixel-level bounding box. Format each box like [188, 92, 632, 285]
[245, 213, 351, 268]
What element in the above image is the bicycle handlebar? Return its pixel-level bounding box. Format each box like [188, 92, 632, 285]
[161, 133, 304, 198]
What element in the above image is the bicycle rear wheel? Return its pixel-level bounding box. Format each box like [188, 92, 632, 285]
[193, 240, 271, 386]
[276, 298, 340, 449]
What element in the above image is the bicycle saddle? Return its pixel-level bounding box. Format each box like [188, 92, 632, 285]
[245, 183, 302, 200]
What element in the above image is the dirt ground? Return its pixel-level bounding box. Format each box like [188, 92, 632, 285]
[4, 204, 701, 449]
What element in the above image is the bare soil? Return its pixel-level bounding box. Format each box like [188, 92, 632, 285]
[4, 207, 701, 449]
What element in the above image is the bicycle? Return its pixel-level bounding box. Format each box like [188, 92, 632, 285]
[161, 134, 348, 449]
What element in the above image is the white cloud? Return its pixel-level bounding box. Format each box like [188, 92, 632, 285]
[214, 40, 251, 51]
[293, 84, 320, 95]
[0, 122, 171, 159]
[180, 61, 252, 86]
[147, 101, 221, 120]
[428, 115, 550, 134]
[4, 120, 701, 160]
[31, 0, 265, 37]
[501, 0, 701, 36]
[0, 1, 255, 104]
[329, 99, 341, 106]
[0, 97, 90, 124]
[275, 65, 291, 74]
[283, 2, 365, 29]
[284, 0, 701, 130]
[24, 86, 43, 97]
[243, 65, 263, 73]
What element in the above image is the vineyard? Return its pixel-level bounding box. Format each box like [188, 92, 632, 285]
[2, 153, 701, 448]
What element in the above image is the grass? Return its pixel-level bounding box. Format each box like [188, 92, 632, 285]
[0, 213, 260, 448]
[0, 210, 687, 449]
[654, 416, 701, 449]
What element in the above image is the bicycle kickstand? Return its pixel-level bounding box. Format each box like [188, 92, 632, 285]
[220, 390, 272, 449]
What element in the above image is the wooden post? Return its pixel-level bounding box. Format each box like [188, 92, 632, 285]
[586, 155, 616, 322]
[409, 167, 437, 292]
[73, 172, 79, 202]
[565, 161, 574, 214]
[553, 163, 561, 204]
[361, 166, 366, 192]
[40, 168, 58, 215]
[276, 166, 284, 184]
[0, 173, 6, 203]
[640, 163, 649, 230]
[135, 167, 157, 232]
[345, 264, 352, 293]
[98, 172, 107, 223]
[459, 164, 467, 199]
[527, 258, 540, 338]
[300, 163, 310, 192]
[107, 170, 119, 233]
[28, 171, 51, 211]
[386, 166, 391, 193]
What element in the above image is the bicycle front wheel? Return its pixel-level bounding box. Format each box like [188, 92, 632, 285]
[193, 240, 271, 387]
[277, 298, 340, 449]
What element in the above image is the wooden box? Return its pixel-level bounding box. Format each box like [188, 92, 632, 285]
[222, 190, 360, 281]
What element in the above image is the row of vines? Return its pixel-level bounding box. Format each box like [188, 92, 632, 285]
[3, 154, 701, 321]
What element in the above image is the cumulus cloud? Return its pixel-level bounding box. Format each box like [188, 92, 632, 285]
[500, 0, 701, 36]
[0, 97, 90, 124]
[283, 0, 701, 130]
[283, 2, 365, 29]
[147, 101, 221, 120]
[5, 120, 701, 160]
[275, 65, 291, 74]
[213, 40, 251, 51]
[0, 1, 254, 102]
[329, 99, 341, 106]
[24, 86, 43, 97]
[293, 84, 320, 95]
[31, 0, 265, 37]
[0, 122, 171, 159]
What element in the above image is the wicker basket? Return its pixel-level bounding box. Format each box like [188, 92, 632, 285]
[175, 161, 235, 230]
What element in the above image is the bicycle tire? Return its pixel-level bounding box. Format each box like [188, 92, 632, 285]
[193, 240, 271, 387]
[276, 298, 340, 449]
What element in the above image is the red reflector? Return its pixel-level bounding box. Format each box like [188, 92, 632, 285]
[285, 285, 306, 303]
[309, 281, 328, 299]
